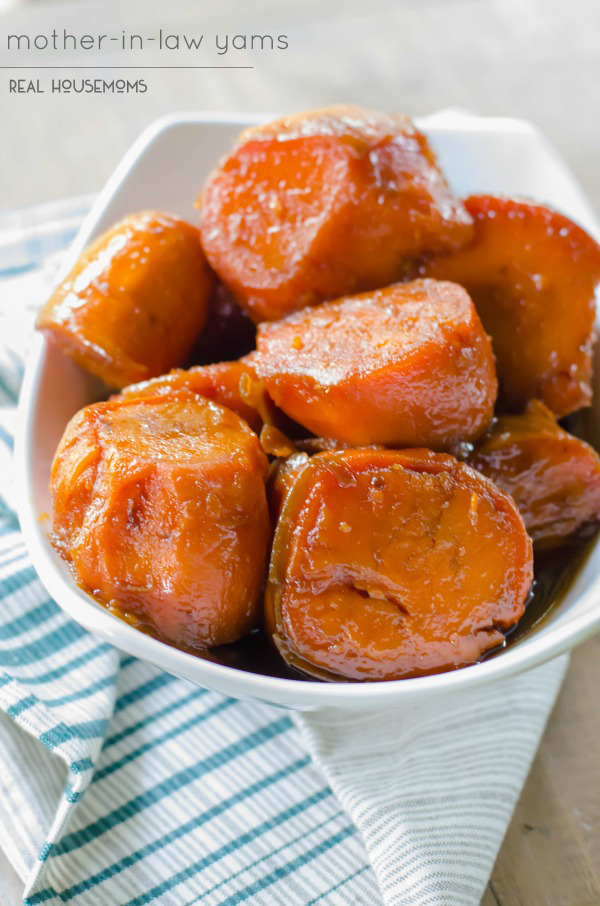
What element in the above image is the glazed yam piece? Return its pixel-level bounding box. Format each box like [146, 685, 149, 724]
[468, 401, 600, 547]
[200, 105, 473, 322]
[267, 452, 311, 523]
[417, 195, 600, 415]
[37, 211, 214, 389]
[266, 449, 533, 681]
[118, 359, 268, 433]
[51, 392, 270, 649]
[253, 279, 497, 447]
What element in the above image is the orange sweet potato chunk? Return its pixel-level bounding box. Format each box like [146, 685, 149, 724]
[37, 211, 214, 388]
[118, 359, 266, 433]
[468, 401, 600, 547]
[417, 195, 600, 416]
[51, 392, 270, 649]
[200, 106, 473, 322]
[267, 452, 311, 524]
[253, 279, 497, 447]
[265, 448, 533, 681]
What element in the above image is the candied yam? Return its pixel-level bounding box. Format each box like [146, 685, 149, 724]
[37, 211, 213, 388]
[200, 106, 473, 322]
[253, 279, 497, 448]
[265, 448, 533, 681]
[267, 452, 311, 524]
[417, 195, 600, 415]
[118, 359, 267, 433]
[468, 401, 600, 546]
[51, 392, 270, 648]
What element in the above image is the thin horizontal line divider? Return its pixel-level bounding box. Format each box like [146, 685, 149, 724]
[1, 66, 254, 70]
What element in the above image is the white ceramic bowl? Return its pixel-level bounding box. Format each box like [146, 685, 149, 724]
[15, 110, 600, 710]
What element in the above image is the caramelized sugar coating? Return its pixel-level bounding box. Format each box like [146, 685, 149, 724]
[468, 401, 600, 547]
[200, 106, 473, 322]
[259, 424, 298, 458]
[38, 212, 214, 389]
[266, 449, 533, 681]
[118, 359, 267, 433]
[416, 195, 600, 415]
[253, 279, 497, 447]
[51, 392, 270, 648]
[267, 452, 310, 523]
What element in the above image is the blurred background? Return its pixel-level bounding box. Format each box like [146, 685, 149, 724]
[1, 0, 599, 209]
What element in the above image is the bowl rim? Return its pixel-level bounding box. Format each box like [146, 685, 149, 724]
[15, 110, 600, 708]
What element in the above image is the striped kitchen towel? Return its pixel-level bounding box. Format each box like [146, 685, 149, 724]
[0, 199, 568, 906]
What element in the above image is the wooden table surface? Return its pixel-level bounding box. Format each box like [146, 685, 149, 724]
[2, 0, 600, 903]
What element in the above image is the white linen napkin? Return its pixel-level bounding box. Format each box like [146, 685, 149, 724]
[298, 659, 567, 905]
[0, 199, 568, 906]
